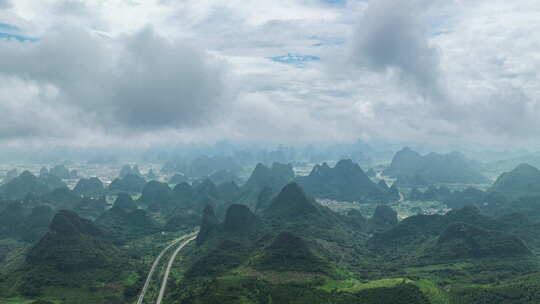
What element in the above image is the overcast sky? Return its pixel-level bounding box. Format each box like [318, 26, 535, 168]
[0, 0, 539, 148]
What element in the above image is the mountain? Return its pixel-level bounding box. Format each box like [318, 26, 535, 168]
[196, 205, 220, 245]
[216, 181, 240, 202]
[169, 173, 188, 185]
[96, 206, 157, 243]
[108, 173, 146, 193]
[139, 180, 172, 210]
[208, 169, 241, 185]
[19, 205, 55, 242]
[39, 187, 107, 219]
[296, 159, 392, 203]
[384, 148, 488, 185]
[119, 164, 141, 178]
[368, 205, 535, 263]
[489, 163, 540, 199]
[222, 204, 258, 236]
[252, 231, 329, 273]
[435, 222, 531, 259]
[240, 162, 295, 207]
[20, 210, 125, 296]
[112, 193, 137, 211]
[170, 183, 432, 304]
[37, 174, 66, 191]
[73, 177, 104, 196]
[0, 171, 52, 200]
[263, 183, 319, 220]
[49, 165, 77, 179]
[368, 205, 398, 233]
[383, 147, 423, 177]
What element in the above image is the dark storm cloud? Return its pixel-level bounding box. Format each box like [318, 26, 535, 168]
[0, 26, 228, 138]
[351, 0, 443, 99]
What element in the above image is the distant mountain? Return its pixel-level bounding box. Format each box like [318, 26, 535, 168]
[489, 163, 540, 199]
[296, 159, 393, 203]
[384, 147, 488, 186]
[208, 169, 241, 185]
[108, 173, 146, 193]
[49, 165, 77, 179]
[368, 205, 535, 262]
[73, 177, 104, 196]
[39, 187, 107, 219]
[96, 205, 157, 243]
[119, 164, 141, 178]
[161, 156, 242, 178]
[168, 173, 188, 185]
[139, 181, 172, 210]
[0, 171, 65, 200]
[239, 162, 295, 207]
[216, 181, 240, 202]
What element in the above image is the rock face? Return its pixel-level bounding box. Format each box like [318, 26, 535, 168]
[384, 147, 488, 186]
[196, 205, 220, 245]
[368, 205, 398, 233]
[108, 174, 146, 193]
[297, 159, 392, 203]
[73, 177, 104, 196]
[489, 163, 540, 199]
[435, 222, 530, 259]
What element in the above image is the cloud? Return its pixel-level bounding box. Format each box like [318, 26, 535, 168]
[0, 26, 229, 139]
[350, 0, 443, 99]
[0, 0, 12, 9]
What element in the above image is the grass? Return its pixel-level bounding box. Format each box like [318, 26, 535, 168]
[0, 296, 62, 304]
[415, 280, 450, 304]
[318, 277, 412, 293]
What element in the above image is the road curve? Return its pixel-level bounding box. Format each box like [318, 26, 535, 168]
[136, 231, 198, 304]
[155, 234, 197, 304]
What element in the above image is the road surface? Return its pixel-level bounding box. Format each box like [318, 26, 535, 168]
[136, 230, 198, 304]
[155, 234, 197, 304]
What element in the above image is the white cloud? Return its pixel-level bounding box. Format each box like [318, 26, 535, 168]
[0, 0, 539, 148]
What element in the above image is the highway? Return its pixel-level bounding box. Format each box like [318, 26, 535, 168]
[155, 234, 197, 304]
[136, 230, 198, 304]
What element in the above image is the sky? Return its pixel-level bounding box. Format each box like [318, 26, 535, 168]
[0, 0, 539, 149]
